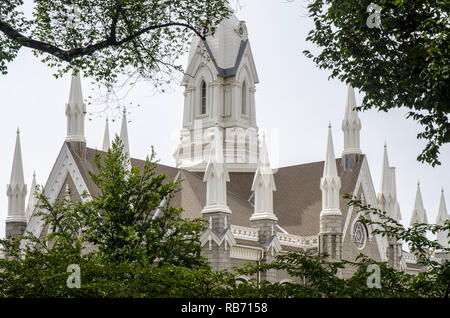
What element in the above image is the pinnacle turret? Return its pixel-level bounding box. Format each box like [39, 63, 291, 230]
[102, 117, 110, 152]
[9, 128, 25, 188]
[250, 134, 277, 221]
[436, 188, 448, 225]
[342, 85, 361, 156]
[202, 125, 231, 214]
[6, 128, 28, 227]
[436, 188, 449, 248]
[320, 124, 341, 214]
[120, 108, 130, 157]
[65, 72, 86, 143]
[25, 171, 36, 221]
[410, 181, 428, 225]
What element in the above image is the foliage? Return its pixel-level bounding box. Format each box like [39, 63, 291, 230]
[0, 0, 230, 89]
[232, 196, 450, 298]
[0, 137, 237, 297]
[1, 139, 448, 297]
[303, 0, 449, 166]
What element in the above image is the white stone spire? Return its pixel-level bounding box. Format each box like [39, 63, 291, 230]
[202, 125, 231, 214]
[250, 134, 277, 221]
[410, 181, 428, 225]
[379, 144, 391, 197]
[120, 108, 130, 157]
[65, 72, 86, 143]
[378, 143, 394, 216]
[102, 117, 110, 152]
[342, 85, 362, 156]
[320, 124, 341, 215]
[25, 171, 37, 221]
[436, 188, 449, 247]
[7, 128, 27, 222]
[390, 167, 402, 221]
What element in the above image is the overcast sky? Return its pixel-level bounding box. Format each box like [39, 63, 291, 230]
[0, 0, 448, 239]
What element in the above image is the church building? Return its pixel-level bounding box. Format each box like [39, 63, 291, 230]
[4, 9, 449, 281]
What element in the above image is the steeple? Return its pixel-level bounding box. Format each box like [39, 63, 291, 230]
[410, 181, 428, 225]
[102, 117, 110, 152]
[436, 188, 449, 248]
[390, 167, 402, 221]
[6, 128, 28, 238]
[202, 125, 231, 215]
[319, 123, 343, 260]
[250, 134, 277, 221]
[342, 85, 362, 155]
[378, 143, 393, 216]
[320, 123, 341, 215]
[65, 72, 86, 143]
[25, 171, 36, 221]
[120, 108, 130, 157]
[9, 128, 25, 190]
[175, 7, 259, 173]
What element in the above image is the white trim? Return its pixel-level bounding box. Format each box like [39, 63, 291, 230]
[230, 246, 261, 261]
[230, 225, 259, 241]
[342, 157, 389, 261]
[23, 143, 90, 245]
[200, 227, 236, 250]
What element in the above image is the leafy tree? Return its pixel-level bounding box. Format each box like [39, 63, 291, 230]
[0, 137, 237, 297]
[0, 0, 230, 89]
[303, 0, 449, 166]
[233, 196, 450, 298]
[1, 139, 448, 297]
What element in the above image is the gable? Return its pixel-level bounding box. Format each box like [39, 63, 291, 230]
[24, 143, 90, 244]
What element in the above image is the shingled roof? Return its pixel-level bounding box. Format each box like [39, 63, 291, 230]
[69, 145, 363, 237]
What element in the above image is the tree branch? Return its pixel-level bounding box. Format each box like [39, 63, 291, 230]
[0, 19, 205, 62]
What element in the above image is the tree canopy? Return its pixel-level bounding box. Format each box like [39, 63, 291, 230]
[0, 139, 448, 298]
[303, 0, 449, 166]
[0, 0, 230, 89]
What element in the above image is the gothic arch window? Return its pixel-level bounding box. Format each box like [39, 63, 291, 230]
[241, 81, 247, 115]
[200, 80, 207, 115]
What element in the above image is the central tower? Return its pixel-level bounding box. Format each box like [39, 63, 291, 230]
[174, 8, 260, 172]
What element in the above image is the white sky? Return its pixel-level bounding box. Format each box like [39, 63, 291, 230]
[0, 0, 448, 238]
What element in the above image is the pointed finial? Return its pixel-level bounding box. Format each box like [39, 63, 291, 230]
[120, 106, 130, 157]
[328, 121, 331, 129]
[68, 72, 83, 102]
[102, 116, 110, 152]
[323, 123, 338, 178]
[9, 127, 25, 186]
[17, 127, 20, 134]
[411, 181, 427, 225]
[344, 85, 359, 119]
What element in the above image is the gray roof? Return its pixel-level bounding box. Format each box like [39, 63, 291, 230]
[70, 145, 363, 237]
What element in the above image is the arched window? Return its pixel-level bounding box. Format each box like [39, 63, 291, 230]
[201, 81, 207, 115]
[241, 81, 247, 115]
